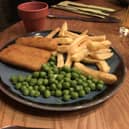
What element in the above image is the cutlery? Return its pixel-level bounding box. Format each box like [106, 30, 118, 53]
[47, 14, 120, 23]
[1, 125, 52, 129]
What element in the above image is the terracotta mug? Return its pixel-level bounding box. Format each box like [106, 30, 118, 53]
[17, 1, 48, 32]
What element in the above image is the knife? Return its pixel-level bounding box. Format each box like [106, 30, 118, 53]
[47, 14, 120, 23]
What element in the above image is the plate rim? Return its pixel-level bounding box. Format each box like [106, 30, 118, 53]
[0, 30, 126, 111]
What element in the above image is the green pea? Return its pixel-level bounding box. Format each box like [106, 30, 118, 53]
[63, 82, 70, 89]
[22, 88, 29, 96]
[63, 94, 71, 101]
[65, 73, 71, 78]
[55, 90, 62, 97]
[71, 92, 79, 99]
[64, 77, 71, 82]
[46, 86, 50, 90]
[77, 79, 83, 85]
[97, 84, 104, 90]
[44, 90, 51, 98]
[52, 67, 58, 74]
[57, 83, 62, 89]
[32, 72, 40, 78]
[56, 74, 64, 81]
[10, 75, 18, 84]
[42, 64, 50, 71]
[34, 91, 40, 97]
[82, 83, 88, 87]
[80, 75, 86, 81]
[69, 87, 74, 92]
[51, 90, 55, 96]
[30, 90, 36, 97]
[90, 83, 96, 91]
[85, 87, 91, 94]
[18, 75, 24, 82]
[25, 75, 32, 82]
[34, 85, 39, 90]
[40, 72, 47, 78]
[50, 84, 57, 90]
[60, 71, 66, 75]
[71, 80, 77, 87]
[98, 80, 104, 85]
[87, 80, 93, 85]
[37, 78, 44, 85]
[30, 78, 37, 86]
[71, 72, 79, 79]
[79, 90, 86, 97]
[50, 55, 56, 62]
[92, 78, 98, 83]
[62, 66, 71, 72]
[22, 82, 29, 87]
[28, 86, 33, 90]
[87, 75, 93, 80]
[49, 61, 55, 67]
[49, 78, 55, 84]
[15, 83, 22, 89]
[63, 90, 70, 95]
[39, 85, 46, 92]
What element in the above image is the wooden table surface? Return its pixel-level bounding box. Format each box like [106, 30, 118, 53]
[0, 0, 129, 129]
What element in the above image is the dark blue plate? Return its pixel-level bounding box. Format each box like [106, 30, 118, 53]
[0, 30, 126, 111]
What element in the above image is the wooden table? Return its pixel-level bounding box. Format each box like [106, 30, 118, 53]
[0, 0, 129, 129]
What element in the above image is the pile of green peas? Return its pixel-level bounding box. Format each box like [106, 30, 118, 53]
[10, 55, 105, 101]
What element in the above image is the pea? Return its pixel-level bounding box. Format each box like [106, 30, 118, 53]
[71, 92, 79, 99]
[90, 83, 96, 91]
[18, 75, 24, 82]
[37, 79, 44, 85]
[50, 55, 56, 62]
[44, 90, 51, 98]
[98, 80, 104, 85]
[80, 75, 86, 81]
[49, 61, 55, 67]
[92, 78, 98, 83]
[87, 75, 93, 80]
[82, 83, 88, 87]
[85, 87, 91, 94]
[34, 91, 40, 97]
[69, 87, 74, 92]
[48, 73, 54, 79]
[34, 85, 39, 90]
[77, 79, 83, 85]
[63, 82, 70, 89]
[40, 72, 47, 78]
[60, 71, 66, 75]
[87, 80, 93, 85]
[49, 78, 55, 84]
[97, 84, 104, 90]
[75, 86, 82, 91]
[71, 72, 79, 79]
[57, 83, 62, 89]
[22, 82, 29, 87]
[30, 90, 36, 97]
[65, 73, 71, 78]
[42, 64, 49, 71]
[28, 86, 33, 90]
[22, 88, 29, 96]
[39, 85, 46, 92]
[63, 90, 70, 95]
[55, 90, 62, 97]
[10, 75, 18, 84]
[46, 86, 50, 90]
[56, 74, 64, 81]
[52, 67, 58, 74]
[71, 80, 77, 87]
[64, 77, 71, 82]
[32, 72, 40, 78]
[30, 78, 37, 86]
[50, 84, 56, 90]
[63, 94, 71, 101]
[79, 90, 86, 97]
[15, 83, 22, 89]
[25, 75, 32, 82]
[51, 90, 55, 96]
[62, 66, 71, 72]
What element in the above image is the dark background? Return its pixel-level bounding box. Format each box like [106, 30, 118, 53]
[0, 0, 128, 31]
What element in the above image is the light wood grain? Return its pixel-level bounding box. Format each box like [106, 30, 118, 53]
[0, 0, 129, 129]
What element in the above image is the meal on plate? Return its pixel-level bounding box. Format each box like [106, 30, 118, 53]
[0, 22, 118, 102]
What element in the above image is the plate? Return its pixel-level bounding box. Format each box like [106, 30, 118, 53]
[0, 30, 126, 111]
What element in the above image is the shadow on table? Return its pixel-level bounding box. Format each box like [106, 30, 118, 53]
[0, 90, 105, 118]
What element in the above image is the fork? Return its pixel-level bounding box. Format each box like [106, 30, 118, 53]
[1, 125, 52, 129]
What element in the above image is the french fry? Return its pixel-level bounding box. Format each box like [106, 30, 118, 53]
[82, 57, 99, 64]
[46, 27, 60, 38]
[94, 48, 111, 54]
[58, 21, 68, 36]
[71, 49, 88, 62]
[87, 40, 111, 51]
[81, 30, 88, 35]
[96, 60, 110, 72]
[55, 37, 73, 44]
[74, 62, 117, 84]
[63, 31, 79, 39]
[69, 35, 88, 53]
[89, 52, 113, 60]
[64, 54, 72, 67]
[57, 45, 69, 53]
[57, 53, 64, 68]
[89, 35, 106, 41]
